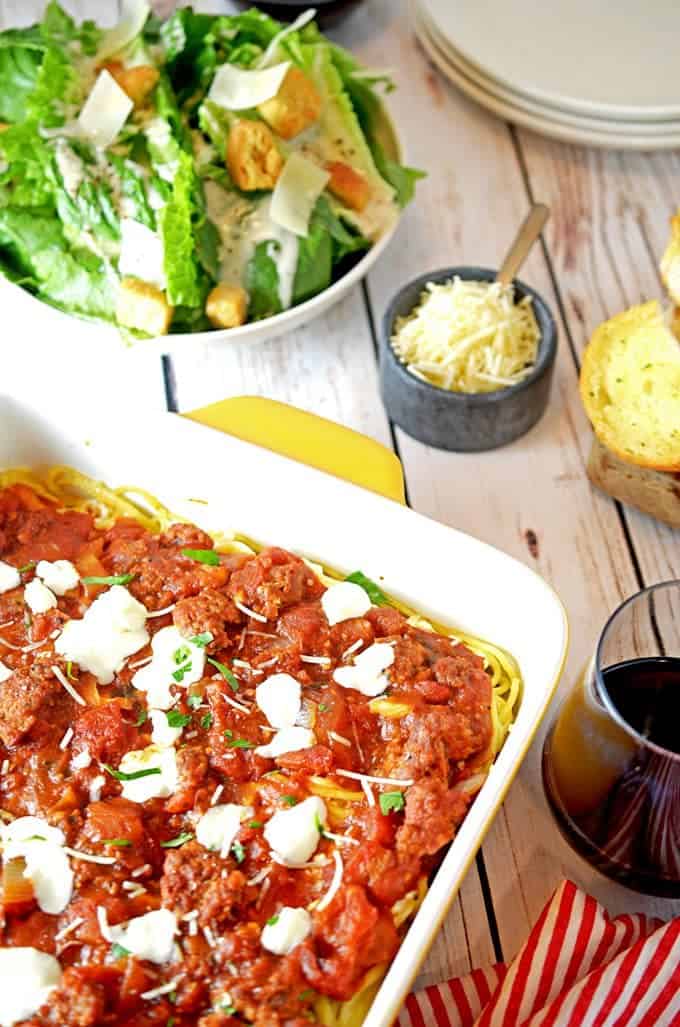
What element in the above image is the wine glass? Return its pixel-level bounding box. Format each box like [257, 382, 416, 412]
[542, 580, 680, 897]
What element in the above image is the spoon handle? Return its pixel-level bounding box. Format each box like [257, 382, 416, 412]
[496, 203, 550, 287]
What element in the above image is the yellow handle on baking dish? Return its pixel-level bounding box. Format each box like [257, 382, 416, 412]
[183, 396, 406, 505]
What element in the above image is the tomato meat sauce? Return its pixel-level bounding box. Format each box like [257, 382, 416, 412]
[0, 484, 493, 1027]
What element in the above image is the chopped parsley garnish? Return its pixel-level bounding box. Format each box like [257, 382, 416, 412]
[344, 570, 390, 606]
[208, 658, 240, 692]
[218, 1003, 237, 1016]
[299, 989, 315, 1001]
[172, 645, 192, 683]
[160, 832, 193, 849]
[82, 574, 136, 586]
[111, 942, 130, 960]
[266, 914, 279, 926]
[102, 838, 132, 848]
[103, 764, 162, 782]
[281, 795, 298, 807]
[181, 548, 220, 566]
[65, 661, 77, 681]
[135, 709, 148, 727]
[166, 710, 191, 729]
[226, 737, 255, 749]
[224, 729, 233, 739]
[248, 820, 263, 829]
[314, 813, 327, 837]
[200, 712, 214, 730]
[190, 631, 214, 648]
[318, 703, 329, 713]
[379, 791, 405, 815]
[187, 694, 203, 710]
[18, 561, 36, 574]
[232, 841, 246, 864]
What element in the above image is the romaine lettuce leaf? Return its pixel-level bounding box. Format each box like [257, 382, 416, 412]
[292, 196, 368, 305]
[108, 154, 156, 230]
[246, 241, 281, 320]
[159, 149, 203, 307]
[40, 2, 101, 55]
[0, 46, 43, 123]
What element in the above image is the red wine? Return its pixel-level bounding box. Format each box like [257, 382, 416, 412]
[543, 657, 680, 897]
[230, 0, 366, 27]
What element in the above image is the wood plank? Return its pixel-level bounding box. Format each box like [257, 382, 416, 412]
[351, 0, 680, 957]
[515, 133, 680, 590]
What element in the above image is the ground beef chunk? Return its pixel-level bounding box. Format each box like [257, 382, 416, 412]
[384, 698, 490, 781]
[329, 617, 375, 658]
[161, 843, 248, 930]
[277, 602, 329, 653]
[396, 780, 470, 862]
[433, 648, 493, 757]
[366, 606, 407, 638]
[0, 665, 65, 747]
[173, 589, 243, 650]
[102, 522, 228, 610]
[165, 746, 209, 813]
[390, 636, 429, 686]
[44, 965, 119, 1026]
[78, 798, 147, 860]
[0, 506, 94, 565]
[73, 699, 136, 764]
[228, 548, 324, 622]
[345, 843, 420, 907]
[299, 885, 399, 999]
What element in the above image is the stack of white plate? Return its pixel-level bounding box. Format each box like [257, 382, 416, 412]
[412, 0, 680, 149]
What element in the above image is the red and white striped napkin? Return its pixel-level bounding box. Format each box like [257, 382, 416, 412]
[398, 881, 680, 1027]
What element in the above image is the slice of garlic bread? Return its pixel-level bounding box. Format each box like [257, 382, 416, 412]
[579, 301, 680, 472]
[660, 213, 680, 306]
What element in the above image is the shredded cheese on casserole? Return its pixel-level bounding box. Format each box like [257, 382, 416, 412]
[391, 277, 540, 393]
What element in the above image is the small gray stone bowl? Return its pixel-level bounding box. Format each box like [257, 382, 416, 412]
[379, 266, 558, 452]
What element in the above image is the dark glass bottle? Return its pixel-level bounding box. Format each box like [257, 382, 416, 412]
[230, 0, 365, 28]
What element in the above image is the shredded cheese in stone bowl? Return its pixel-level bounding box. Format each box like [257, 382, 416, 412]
[391, 276, 540, 393]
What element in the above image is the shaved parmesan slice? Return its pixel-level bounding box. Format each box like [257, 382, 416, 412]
[36, 560, 79, 596]
[258, 9, 317, 68]
[316, 848, 343, 912]
[255, 725, 314, 759]
[108, 908, 177, 964]
[264, 796, 326, 866]
[0, 563, 19, 595]
[333, 642, 394, 697]
[255, 674, 301, 729]
[2, 817, 73, 915]
[118, 745, 178, 803]
[271, 153, 330, 238]
[261, 906, 312, 955]
[78, 71, 134, 149]
[118, 219, 166, 291]
[0, 948, 61, 1027]
[196, 804, 250, 858]
[132, 626, 205, 710]
[321, 581, 371, 626]
[55, 586, 149, 685]
[209, 61, 291, 111]
[0, 662, 11, 684]
[24, 580, 57, 615]
[98, 0, 151, 60]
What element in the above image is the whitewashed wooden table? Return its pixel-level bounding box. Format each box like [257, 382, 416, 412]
[4, 0, 680, 990]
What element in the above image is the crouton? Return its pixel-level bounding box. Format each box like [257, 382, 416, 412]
[326, 161, 370, 212]
[226, 120, 283, 192]
[116, 277, 174, 336]
[579, 301, 680, 472]
[101, 61, 160, 108]
[206, 284, 248, 329]
[660, 212, 680, 307]
[258, 66, 322, 140]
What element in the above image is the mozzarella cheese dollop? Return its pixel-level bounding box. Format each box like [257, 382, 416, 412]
[1, 817, 73, 915]
[255, 726, 315, 760]
[149, 709, 183, 748]
[132, 626, 206, 710]
[263, 795, 326, 865]
[118, 744, 178, 803]
[109, 908, 177, 964]
[0, 562, 20, 595]
[35, 560, 80, 596]
[196, 804, 250, 857]
[261, 906, 312, 955]
[0, 662, 12, 684]
[0, 947, 61, 1027]
[333, 642, 394, 697]
[23, 579, 57, 615]
[321, 581, 372, 626]
[55, 586, 149, 684]
[255, 673, 301, 729]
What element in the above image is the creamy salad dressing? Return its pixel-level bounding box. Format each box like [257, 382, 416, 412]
[143, 117, 179, 183]
[54, 140, 85, 199]
[205, 183, 299, 309]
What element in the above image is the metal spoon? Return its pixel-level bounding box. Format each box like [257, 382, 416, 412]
[496, 203, 550, 287]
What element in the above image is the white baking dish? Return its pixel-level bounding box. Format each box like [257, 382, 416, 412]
[0, 394, 568, 1027]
